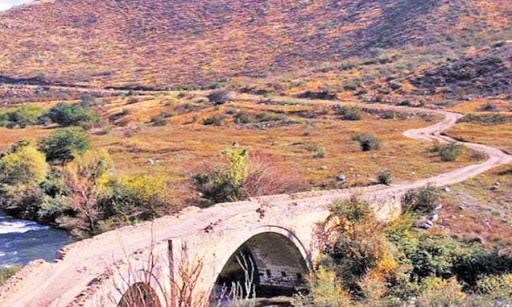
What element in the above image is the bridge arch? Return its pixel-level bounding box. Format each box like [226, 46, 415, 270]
[209, 226, 311, 301]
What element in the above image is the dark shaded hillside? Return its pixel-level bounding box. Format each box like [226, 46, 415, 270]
[411, 44, 512, 98]
[0, 0, 510, 89]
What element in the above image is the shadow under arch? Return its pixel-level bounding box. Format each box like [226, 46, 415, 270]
[117, 282, 162, 307]
[210, 226, 311, 302]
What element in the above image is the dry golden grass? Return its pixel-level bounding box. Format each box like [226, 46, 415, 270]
[439, 165, 512, 246]
[446, 98, 512, 114]
[0, 93, 477, 192]
[89, 93, 476, 191]
[439, 100, 512, 246]
[0, 126, 50, 150]
[446, 122, 512, 154]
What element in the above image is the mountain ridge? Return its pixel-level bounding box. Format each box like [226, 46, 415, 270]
[0, 0, 510, 89]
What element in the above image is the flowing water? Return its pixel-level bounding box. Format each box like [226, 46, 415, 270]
[0, 212, 71, 267]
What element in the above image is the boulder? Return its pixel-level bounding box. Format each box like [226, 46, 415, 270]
[336, 174, 346, 183]
[432, 204, 443, 212]
[414, 220, 433, 229]
[428, 213, 439, 222]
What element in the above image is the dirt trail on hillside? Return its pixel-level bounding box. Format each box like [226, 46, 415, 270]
[0, 94, 511, 307]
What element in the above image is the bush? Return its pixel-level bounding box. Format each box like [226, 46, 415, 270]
[202, 114, 226, 126]
[233, 112, 252, 124]
[437, 142, 463, 162]
[329, 197, 373, 224]
[104, 174, 174, 223]
[0, 183, 46, 219]
[42, 102, 97, 127]
[335, 106, 361, 120]
[193, 149, 305, 206]
[151, 114, 168, 126]
[478, 102, 497, 112]
[0, 105, 45, 129]
[352, 133, 382, 151]
[0, 140, 48, 185]
[207, 90, 231, 105]
[39, 127, 90, 164]
[402, 186, 439, 214]
[475, 274, 512, 300]
[254, 112, 286, 122]
[302, 267, 351, 307]
[320, 198, 395, 295]
[58, 150, 113, 236]
[313, 147, 326, 159]
[416, 277, 467, 307]
[377, 170, 391, 185]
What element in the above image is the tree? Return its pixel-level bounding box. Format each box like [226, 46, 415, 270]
[40, 127, 90, 164]
[193, 149, 305, 206]
[60, 150, 112, 236]
[105, 174, 173, 222]
[42, 102, 96, 127]
[0, 140, 48, 185]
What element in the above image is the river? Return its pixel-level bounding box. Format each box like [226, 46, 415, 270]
[0, 212, 71, 267]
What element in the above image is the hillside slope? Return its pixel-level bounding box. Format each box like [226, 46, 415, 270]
[0, 0, 510, 89]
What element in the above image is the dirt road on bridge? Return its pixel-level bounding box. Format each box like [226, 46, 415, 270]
[0, 94, 511, 307]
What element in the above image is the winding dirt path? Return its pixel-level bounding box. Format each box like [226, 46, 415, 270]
[0, 94, 510, 307]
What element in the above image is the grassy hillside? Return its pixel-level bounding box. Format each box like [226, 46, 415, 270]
[0, 0, 510, 89]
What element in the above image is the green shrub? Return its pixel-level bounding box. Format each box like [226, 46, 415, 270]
[402, 186, 439, 214]
[475, 274, 512, 300]
[39, 127, 90, 164]
[329, 197, 373, 223]
[437, 142, 463, 162]
[416, 277, 467, 307]
[352, 133, 382, 151]
[478, 102, 497, 112]
[0, 183, 46, 220]
[42, 102, 97, 127]
[202, 114, 226, 126]
[335, 106, 361, 120]
[377, 170, 391, 185]
[151, 114, 168, 126]
[207, 90, 230, 105]
[0, 105, 45, 129]
[302, 267, 351, 307]
[313, 147, 326, 159]
[103, 174, 174, 223]
[254, 112, 285, 122]
[233, 112, 252, 124]
[321, 198, 394, 295]
[7, 105, 45, 128]
[0, 141, 48, 185]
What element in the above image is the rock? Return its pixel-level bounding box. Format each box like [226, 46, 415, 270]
[428, 213, 439, 222]
[336, 174, 346, 182]
[444, 187, 451, 192]
[490, 182, 500, 191]
[414, 220, 433, 229]
[432, 204, 443, 212]
[320, 166, 328, 170]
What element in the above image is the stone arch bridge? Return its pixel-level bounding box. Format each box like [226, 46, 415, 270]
[0, 103, 510, 307]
